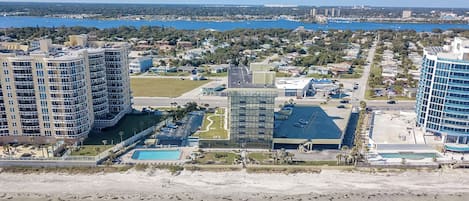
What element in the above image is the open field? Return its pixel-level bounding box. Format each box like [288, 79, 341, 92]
[130, 78, 210, 97]
[84, 114, 162, 145]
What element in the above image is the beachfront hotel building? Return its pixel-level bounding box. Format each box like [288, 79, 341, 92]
[0, 38, 131, 144]
[416, 37, 469, 146]
[227, 65, 277, 149]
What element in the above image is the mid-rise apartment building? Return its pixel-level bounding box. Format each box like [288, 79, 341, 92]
[0, 38, 131, 144]
[227, 65, 277, 149]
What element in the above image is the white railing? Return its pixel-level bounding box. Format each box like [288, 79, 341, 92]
[0, 120, 167, 164]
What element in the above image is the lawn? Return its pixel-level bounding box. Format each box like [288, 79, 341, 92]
[248, 152, 272, 162]
[194, 108, 228, 139]
[196, 152, 240, 165]
[84, 113, 162, 145]
[203, 72, 228, 77]
[130, 78, 210, 97]
[70, 145, 113, 156]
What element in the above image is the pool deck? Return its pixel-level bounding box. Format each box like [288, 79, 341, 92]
[120, 147, 195, 165]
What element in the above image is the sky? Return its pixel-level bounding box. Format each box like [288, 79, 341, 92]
[1, 0, 469, 8]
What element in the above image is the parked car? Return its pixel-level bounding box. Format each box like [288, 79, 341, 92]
[337, 105, 346, 109]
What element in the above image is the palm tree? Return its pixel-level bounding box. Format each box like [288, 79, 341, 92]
[338, 83, 344, 99]
[336, 153, 342, 165]
[3, 144, 10, 156]
[29, 136, 35, 145]
[79, 137, 85, 147]
[118, 131, 124, 143]
[360, 101, 367, 110]
[341, 145, 349, 164]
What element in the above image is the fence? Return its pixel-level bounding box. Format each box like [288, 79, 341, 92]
[0, 121, 167, 167]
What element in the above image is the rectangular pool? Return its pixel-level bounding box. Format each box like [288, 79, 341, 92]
[379, 152, 439, 160]
[131, 149, 181, 160]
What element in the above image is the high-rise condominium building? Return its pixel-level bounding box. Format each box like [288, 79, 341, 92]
[416, 37, 469, 144]
[0, 39, 131, 144]
[402, 10, 412, 18]
[227, 65, 277, 149]
[310, 8, 317, 17]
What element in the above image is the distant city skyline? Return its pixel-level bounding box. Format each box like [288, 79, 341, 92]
[1, 0, 469, 8]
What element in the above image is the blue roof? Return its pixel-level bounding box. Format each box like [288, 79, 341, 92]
[312, 79, 333, 84]
[274, 105, 342, 140]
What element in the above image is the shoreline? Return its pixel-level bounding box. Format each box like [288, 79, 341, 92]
[1, 169, 469, 200]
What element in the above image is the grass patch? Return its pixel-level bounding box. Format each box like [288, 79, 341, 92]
[194, 108, 228, 139]
[248, 152, 272, 162]
[307, 73, 333, 78]
[130, 78, 210, 97]
[246, 166, 322, 174]
[158, 72, 190, 76]
[291, 160, 338, 166]
[70, 145, 113, 156]
[195, 152, 240, 165]
[84, 113, 162, 145]
[0, 166, 132, 174]
[203, 72, 228, 77]
[184, 165, 242, 172]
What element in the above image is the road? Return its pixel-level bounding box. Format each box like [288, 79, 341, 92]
[133, 96, 415, 111]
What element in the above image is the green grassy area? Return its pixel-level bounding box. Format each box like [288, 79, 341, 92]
[195, 152, 240, 165]
[130, 78, 210, 97]
[307, 73, 332, 79]
[340, 73, 362, 79]
[291, 160, 338, 166]
[247, 152, 272, 162]
[84, 114, 162, 145]
[159, 72, 190, 76]
[70, 145, 113, 156]
[194, 108, 228, 139]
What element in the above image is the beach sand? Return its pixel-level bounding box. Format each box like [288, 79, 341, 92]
[1, 168, 469, 201]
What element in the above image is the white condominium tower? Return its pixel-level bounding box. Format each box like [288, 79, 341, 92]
[0, 38, 131, 144]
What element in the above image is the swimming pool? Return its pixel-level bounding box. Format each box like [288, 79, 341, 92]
[379, 152, 440, 160]
[131, 149, 181, 160]
[445, 144, 469, 152]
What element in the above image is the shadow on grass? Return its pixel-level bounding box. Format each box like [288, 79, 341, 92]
[84, 113, 162, 145]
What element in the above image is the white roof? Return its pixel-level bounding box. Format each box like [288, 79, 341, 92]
[276, 78, 311, 89]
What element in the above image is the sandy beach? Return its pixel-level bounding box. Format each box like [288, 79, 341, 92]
[1, 168, 469, 201]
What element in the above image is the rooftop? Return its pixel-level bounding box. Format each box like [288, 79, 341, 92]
[425, 37, 469, 61]
[228, 66, 275, 89]
[274, 105, 345, 140]
[276, 78, 311, 90]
